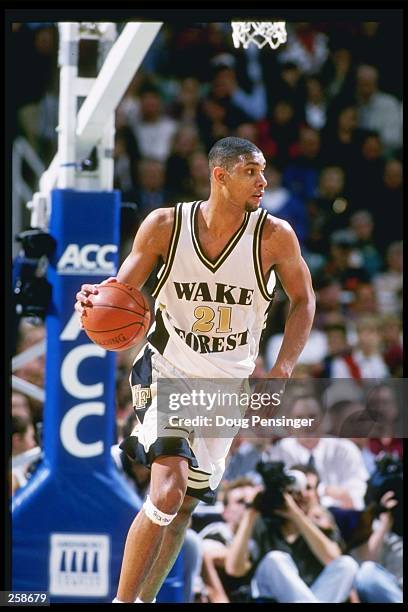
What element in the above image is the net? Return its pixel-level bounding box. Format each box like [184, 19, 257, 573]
[231, 21, 287, 50]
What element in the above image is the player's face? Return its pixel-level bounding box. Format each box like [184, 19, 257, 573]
[227, 153, 267, 212]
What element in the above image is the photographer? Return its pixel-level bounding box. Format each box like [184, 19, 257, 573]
[224, 463, 358, 603]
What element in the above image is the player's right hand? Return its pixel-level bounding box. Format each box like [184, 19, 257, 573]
[74, 277, 117, 326]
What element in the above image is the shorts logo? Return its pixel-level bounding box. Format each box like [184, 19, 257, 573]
[131, 384, 151, 409]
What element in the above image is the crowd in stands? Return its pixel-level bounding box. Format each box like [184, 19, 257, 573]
[11, 21, 403, 603]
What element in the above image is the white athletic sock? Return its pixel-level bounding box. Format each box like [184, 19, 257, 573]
[112, 597, 124, 603]
[135, 597, 156, 603]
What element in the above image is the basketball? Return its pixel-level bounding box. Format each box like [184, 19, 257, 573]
[82, 281, 151, 351]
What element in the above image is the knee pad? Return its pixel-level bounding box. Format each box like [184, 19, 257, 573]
[143, 495, 177, 526]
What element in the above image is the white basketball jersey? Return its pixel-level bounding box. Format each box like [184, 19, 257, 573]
[147, 201, 276, 377]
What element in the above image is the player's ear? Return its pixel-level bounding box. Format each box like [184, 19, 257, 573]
[213, 166, 227, 185]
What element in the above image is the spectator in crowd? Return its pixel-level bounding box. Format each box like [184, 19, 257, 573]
[113, 126, 140, 195]
[348, 210, 383, 279]
[306, 166, 350, 255]
[199, 478, 261, 602]
[319, 322, 360, 379]
[283, 126, 322, 204]
[209, 55, 268, 122]
[197, 94, 230, 151]
[261, 164, 308, 245]
[184, 151, 211, 201]
[11, 392, 32, 419]
[167, 77, 201, 123]
[11, 23, 57, 147]
[11, 413, 41, 495]
[224, 463, 358, 602]
[116, 73, 145, 129]
[166, 23, 228, 82]
[369, 160, 402, 257]
[349, 130, 385, 211]
[203, 63, 253, 126]
[365, 383, 401, 440]
[348, 316, 389, 379]
[128, 158, 168, 220]
[351, 490, 403, 602]
[222, 439, 267, 484]
[374, 241, 402, 316]
[379, 314, 403, 377]
[304, 75, 327, 130]
[356, 22, 402, 98]
[129, 83, 179, 162]
[321, 230, 370, 295]
[273, 61, 306, 123]
[265, 325, 328, 375]
[257, 99, 299, 165]
[312, 277, 346, 330]
[355, 64, 402, 154]
[265, 395, 369, 510]
[14, 321, 46, 423]
[165, 124, 202, 200]
[278, 23, 329, 76]
[321, 42, 355, 103]
[348, 282, 379, 320]
[320, 104, 359, 191]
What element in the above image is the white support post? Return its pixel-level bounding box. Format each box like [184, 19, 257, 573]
[39, 22, 162, 198]
[75, 22, 162, 160]
[57, 23, 80, 189]
[99, 112, 115, 192]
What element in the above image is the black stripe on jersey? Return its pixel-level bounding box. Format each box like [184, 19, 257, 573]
[147, 308, 170, 355]
[191, 200, 250, 273]
[253, 209, 275, 301]
[151, 203, 183, 299]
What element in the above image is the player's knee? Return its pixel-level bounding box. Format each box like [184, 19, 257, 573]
[149, 476, 187, 515]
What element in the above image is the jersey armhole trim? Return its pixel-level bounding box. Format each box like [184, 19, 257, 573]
[253, 209, 275, 301]
[151, 203, 183, 299]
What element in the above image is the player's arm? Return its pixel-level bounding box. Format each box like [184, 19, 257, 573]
[74, 207, 173, 317]
[263, 218, 316, 378]
[116, 207, 173, 288]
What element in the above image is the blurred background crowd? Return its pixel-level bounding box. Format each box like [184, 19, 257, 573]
[11, 20, 403, 603]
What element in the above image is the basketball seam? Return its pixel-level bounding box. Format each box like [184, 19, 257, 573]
[87, 304, 147, 316]
[84, 320, 148, 333]
[98, 283, 148, 311]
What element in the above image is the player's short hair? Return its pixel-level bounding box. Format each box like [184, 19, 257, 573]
[208, 137, 262, 174]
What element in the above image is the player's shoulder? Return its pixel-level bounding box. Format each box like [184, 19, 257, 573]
[144, 205, 175, 228]
[262, 212, 295, 240]
[144, 201, 193, 229]
[260, 213, 298, 257]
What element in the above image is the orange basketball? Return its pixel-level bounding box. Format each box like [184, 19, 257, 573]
[82, 281, 151, 351]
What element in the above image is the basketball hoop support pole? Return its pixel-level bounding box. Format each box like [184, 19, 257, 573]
[38, 22, 162, 212]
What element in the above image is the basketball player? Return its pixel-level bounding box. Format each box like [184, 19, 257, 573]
[75, 137, 316, 603]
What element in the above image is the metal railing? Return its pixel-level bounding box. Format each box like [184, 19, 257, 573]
[12, 136, 45, 258]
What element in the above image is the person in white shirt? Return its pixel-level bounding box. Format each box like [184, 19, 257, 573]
[264, 394, 369, 510]
[355, 65, 402, 154]
[131, 84, 178, 162]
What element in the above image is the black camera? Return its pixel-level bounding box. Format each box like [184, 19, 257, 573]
[252, 460, 306, 518]
[365, 452, 403, 536]
[13, 229, 56, 319]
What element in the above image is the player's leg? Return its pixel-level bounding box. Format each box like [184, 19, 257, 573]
[116, 455, 189, 603]
[138, 493, 200, 603]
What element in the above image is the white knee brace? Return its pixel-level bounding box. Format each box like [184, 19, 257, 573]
[142, 495, 177, 526]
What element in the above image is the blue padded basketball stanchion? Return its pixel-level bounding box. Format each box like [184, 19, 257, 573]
[11, 189, 182, 603]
